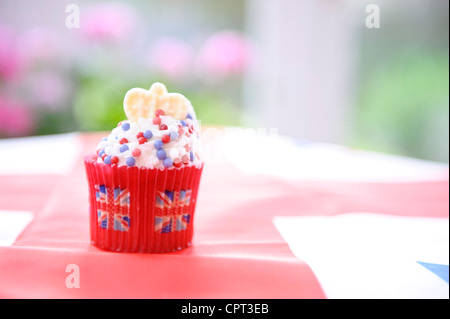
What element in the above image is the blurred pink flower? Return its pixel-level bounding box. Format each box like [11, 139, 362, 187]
[81, 2, 139, 43]
[26, 71, 72, 110]
[195, 30, 255, 80]
[0, 25, 25, 81]
[16, 28, 63, 67]
[0, 96, 35, 137]
[147, 37, 194, 80]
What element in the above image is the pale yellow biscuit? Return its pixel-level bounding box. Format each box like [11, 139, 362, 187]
[123, 82, 189, 122]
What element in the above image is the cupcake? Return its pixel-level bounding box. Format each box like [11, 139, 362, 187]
[84, 82, 203, 253]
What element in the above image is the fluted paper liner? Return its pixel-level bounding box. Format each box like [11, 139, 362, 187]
[84, 155, 203, 253]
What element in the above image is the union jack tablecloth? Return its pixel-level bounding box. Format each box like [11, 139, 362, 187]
[0, 132, 448, 298]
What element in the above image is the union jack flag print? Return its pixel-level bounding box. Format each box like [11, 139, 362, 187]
[155, 189, 191, 209]
[154, 214, 191, 233]
[154, 189, 192, 233]
[95, 184, 130, 231]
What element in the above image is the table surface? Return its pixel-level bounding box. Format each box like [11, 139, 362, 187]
[0, 130, 448, 299]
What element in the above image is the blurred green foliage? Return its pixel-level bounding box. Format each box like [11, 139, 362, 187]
[355, 51, 449, 162]
[73, 76, 138, 131]
[73, 74, 244, 132]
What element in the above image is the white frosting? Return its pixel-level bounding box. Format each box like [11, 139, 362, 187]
[95, 114, 202, 169]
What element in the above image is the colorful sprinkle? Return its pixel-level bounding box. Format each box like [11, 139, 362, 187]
[143, 130, 153, 139]
[155, 109, 165, 116]
[152, 117, 161, 125]
[182, 154, 190, 164]
[173, 158, 182, 168]
[98, 103, 201, 169]
[163, 158, 173, 168]
[138, 137, 147, 144]
[157, 149, 166, 160]
[162, 134, 170, 144]
[104, 156, 112, 164]
[121, 122, 130, 131]
[170, 131, 179, 141]
[126, 157, 135, 167]
[154, 140, 163, 150]
[178, 126, 184, 136]
[132, 148, 141, 157]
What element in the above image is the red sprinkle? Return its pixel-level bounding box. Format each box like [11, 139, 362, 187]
[136, 132, 144, 138]
[184, 144, 190, 152]
[132, 148, 141, 157]
[182, 154, 190, 164]
[159, 124, 168, 131]
[178, 126, 184, 136]
[187, 122, 194, 134]
[152, 117, 161, 125]
[162, 134, 170, 144]
[111, 156, 119, 165]
[101, 153, 107, 160]
[119, 138, 128, 144]
[155, 109, 165, 116]
[138, 137, 147, 144]
[173, 158, 182, 168]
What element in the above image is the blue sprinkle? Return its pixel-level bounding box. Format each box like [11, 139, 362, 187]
[170, 131, 179, 141]
[186, 113, 193, 120]
[163, 158, 173, 168]
[119, 144, 129, 153]
[121, 122, 130, 131]
[157, 149, 166, 160]
[190, 151, 194, 162]
[180, 120, 187, 127]
[154, 140, 163, 150]
[101, 137, 107, 142]
[126, 157, 135, 167]
[143, 130, 153, 139]
[98, 149, 105, 157]
[104, 156, 112, 164]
